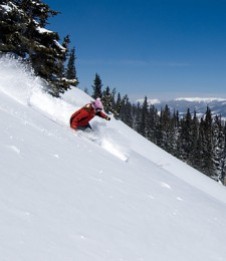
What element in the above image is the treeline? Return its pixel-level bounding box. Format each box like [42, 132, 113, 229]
[0, 0, 78, 96]
[92, 74, 226, 185]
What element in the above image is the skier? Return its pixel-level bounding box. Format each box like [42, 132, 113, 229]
[70, 98, 111, 131]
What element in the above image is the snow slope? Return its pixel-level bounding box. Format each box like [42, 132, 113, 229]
[1, 56, 226, 261]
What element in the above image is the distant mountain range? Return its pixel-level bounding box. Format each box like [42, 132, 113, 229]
[137, 97, 226, 118]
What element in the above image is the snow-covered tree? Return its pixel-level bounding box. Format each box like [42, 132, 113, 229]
[0, 0, 77, 96]
[66, 47, 78, 86]
[212, 115, 225, 182]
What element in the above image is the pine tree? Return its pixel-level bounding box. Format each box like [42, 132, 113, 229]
[118, 95, 132, 125]
[189, 110, 200, 166]
[0, 1, 74, 96]
[58, 35, 70, 80]
[92, 73, 103, 99]
[212, 115, 225, 181]
[0, 1, 29, 57]
[155, 108, 164, 147]
[17, 0, 59, 27]
[131, 101, 142, 132]
[194, 107, 214, 176]
[170, 109, 180, 156]
[115, 93, 122, 113]
[137, 96, 149, 137]
[160, 105, 172, 151]
[148, 105, 159, 143]
[220, 125, 226, 185]
[203, 107, 214, 176]
[178, 108, 193, 162]
[102, 86, 113, 114]
[30, 30, 69, 96]
[66, 47, 78, 86]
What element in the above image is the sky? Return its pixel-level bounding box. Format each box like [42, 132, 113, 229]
[44, 0, 226, 100]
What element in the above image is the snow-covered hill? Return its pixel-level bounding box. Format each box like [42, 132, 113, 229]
[1, 56, 226, 261]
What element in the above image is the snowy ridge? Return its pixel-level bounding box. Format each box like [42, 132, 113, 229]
[136, 98, 161, 105]
[1, 56, 226, 261]
[137, 96, 226, 119]
[175, 97, 226, 103]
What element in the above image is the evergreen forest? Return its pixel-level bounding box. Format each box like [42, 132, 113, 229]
[92, 76, 226, 185]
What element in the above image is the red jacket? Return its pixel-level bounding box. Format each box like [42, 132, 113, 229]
[70, 103, 109, 129]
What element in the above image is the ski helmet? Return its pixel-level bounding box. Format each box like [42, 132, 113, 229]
[92, 98, 103, 111]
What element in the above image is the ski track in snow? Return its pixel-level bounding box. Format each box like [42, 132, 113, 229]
[6, 145, 21, 155]
[160, 182, 172, 190]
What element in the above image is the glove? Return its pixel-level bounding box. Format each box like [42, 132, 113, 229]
[106, 116, 111, 121]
